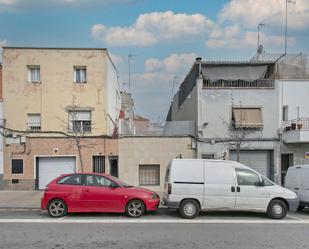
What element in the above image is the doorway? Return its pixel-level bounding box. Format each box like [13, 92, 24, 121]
[109, 156, 118, 177]
[281, 153, 293, 186]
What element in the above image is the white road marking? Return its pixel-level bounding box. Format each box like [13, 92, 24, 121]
[286, 214, 305, 221]
[0, 218, 308, 224]
[57, 216, 65, 221]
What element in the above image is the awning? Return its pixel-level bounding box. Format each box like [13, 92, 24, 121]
[202, 65, 268, 80]
[232, 108, 263, 128]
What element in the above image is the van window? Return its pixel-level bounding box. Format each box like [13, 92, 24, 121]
[236, 169, 260, 186]
[262, 176, 274, 186]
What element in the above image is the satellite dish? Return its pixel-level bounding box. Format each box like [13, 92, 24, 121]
[257, 45, 264, 54]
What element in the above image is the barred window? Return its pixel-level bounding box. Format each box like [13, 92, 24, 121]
[139, 164, 160, 186]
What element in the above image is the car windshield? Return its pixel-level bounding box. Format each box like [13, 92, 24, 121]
[109, 176, 133, 188]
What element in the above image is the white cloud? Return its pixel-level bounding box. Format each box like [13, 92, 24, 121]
[145, 52, 198, 73]
[206, 25, 295, 49]
[220, 0, 309, 30]
[91, 11, 215, 47]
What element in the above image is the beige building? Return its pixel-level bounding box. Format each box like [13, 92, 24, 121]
[2, 47, 120, 190]
[119, 136, 195, 193]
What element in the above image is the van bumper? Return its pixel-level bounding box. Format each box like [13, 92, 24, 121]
[162, 197, 180, 209]
[287, 198, 299, 212]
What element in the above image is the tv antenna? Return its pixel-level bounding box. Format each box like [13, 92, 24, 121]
[257, 22, 267, 59]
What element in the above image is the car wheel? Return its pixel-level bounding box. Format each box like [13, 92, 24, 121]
[267, 199, 288, 219]
[297, 205, 305, 211]
[179, 199, 200, 219]
[126, 199, 145, 218]
[47, 199, 67, 218]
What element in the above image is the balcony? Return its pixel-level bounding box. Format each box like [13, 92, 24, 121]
[282, 118, 309, 143]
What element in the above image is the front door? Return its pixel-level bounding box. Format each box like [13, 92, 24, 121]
[281, 154, 293, 185]
[81, 174, 124, 212]
[235, 168, 268, 211]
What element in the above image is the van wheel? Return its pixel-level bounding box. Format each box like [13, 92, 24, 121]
[47, 199, 67, 218]
[179, 199, 200, 219]
[267, 200, 287, 219]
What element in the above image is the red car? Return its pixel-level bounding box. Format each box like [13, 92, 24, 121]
[41, 173, 160, 218]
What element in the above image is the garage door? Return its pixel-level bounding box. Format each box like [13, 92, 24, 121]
[37, 157, 76, 189]
[229, 150, 273, 179]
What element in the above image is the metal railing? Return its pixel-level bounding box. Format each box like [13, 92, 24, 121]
[203, 79, 275, 89]
[27, 122, 41, 131]
[282, 118, 309, 132]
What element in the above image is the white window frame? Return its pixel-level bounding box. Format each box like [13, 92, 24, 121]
[68, 110, 91, 133]
[27, 65, 41, 83]
[139, 164, 160, 186]
[74, 66, 87, 83]
[27, 113, 41, 131]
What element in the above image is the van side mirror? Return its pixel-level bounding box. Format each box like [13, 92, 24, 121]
[255, 181, 264, 187]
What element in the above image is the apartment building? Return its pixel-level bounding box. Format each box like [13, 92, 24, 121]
[2, 47, 120, 190]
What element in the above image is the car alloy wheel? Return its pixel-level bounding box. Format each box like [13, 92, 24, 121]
[126, 200, 145, 218]
[48, 199, 67, 218]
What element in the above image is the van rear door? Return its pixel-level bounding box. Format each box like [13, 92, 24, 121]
[204, 162, 236, 210]
[300, 169, 309, 203]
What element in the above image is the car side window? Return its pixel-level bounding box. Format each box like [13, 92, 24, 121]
[236, 169, 260, 186]
[86, 175, 117, 187]
[57, 175, 82, 185]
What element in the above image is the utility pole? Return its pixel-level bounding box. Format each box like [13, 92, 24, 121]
[128, 53, 138, 93]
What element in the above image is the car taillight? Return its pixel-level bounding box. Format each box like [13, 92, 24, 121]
[168, 183, 172, 194]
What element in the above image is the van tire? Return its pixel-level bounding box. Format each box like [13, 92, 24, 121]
[179, 199, 200, 219]
[297, 205, 305, 211]
[267, 199, 288, 219]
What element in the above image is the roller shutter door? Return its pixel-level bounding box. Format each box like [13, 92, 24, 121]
[229, 150, 272, 178]
[37, 157, 76, 189]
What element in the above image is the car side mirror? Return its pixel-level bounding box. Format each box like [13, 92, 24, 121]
[255, 181, 264, 187]
[110, 183, 119, 188]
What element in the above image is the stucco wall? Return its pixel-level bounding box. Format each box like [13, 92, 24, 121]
[118, 136, 195, 193]
[3, 137, 118, 190]
[2, 48, 118, 136]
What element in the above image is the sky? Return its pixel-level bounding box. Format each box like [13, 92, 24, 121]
[0, 0, 309, 122]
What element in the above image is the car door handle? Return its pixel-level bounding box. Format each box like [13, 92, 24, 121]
[237, 186, 240, 192]
[294, 187, 300, 190]
[84, 189, 90, 192]
[231, 186, 235, 192]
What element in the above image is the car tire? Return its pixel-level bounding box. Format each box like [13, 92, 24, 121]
[297, 205, 305, 211]
[267, 199, 288, 219]
[47, 199, 68, 218]
[179, 199, 200, 219]
[126, 199, 145, 218]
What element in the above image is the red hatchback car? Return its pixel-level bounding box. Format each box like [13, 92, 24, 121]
[41, 173, 160, 218]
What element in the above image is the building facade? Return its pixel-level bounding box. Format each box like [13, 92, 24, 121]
[0, 64, 3, 188]
[167, 57, 309, 185]
[2, 47, 121, 190]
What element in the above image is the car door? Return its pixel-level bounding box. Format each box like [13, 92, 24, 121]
[204, 162, 236, 210]
[235, 168, 268, 211]
[81, 174, 125, 212]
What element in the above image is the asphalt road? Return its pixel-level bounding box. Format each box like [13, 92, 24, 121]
[0, 209, 309, 249]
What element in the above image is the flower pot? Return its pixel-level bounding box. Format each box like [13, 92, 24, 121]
[291, 123, 297, 130]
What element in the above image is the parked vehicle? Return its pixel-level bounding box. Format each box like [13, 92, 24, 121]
[163, 159, 298, 219]
[285, 165, 309, 211]
[41, 173, 160, 218]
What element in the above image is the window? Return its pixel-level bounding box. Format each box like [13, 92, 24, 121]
[261, 176, 274, 186]
[201, 153, 215, 159]
[236, 169, 260, 186]
[68, 110, 91, 132]
[12, 159, 23, 174]
[57, 175, 82, 185]
[27, 114, 41, 131]
[232, 107, 263, 129]
[28, 66, 40, 83]
[139, 164, 160, 186]
[283, 106, 289, 121]
[93, 156, 105, 173]
[74, 67, 87, 83]
[85, 175, 117, 187]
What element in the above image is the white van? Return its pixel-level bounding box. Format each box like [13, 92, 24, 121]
[285, 165, 309, 210]
[163, 159, 297, 219]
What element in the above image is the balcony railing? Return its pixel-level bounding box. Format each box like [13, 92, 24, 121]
[203, 79, 275, 89]
[282, 118, 309, 132]
[27, 122, 41, 131]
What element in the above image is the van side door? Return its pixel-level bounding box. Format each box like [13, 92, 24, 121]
[235, 168, 268, 211]
[300, 169, 309, 203]
[204, 162, 236, 210]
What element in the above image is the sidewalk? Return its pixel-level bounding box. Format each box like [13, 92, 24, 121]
[0, 191, 43, 209]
